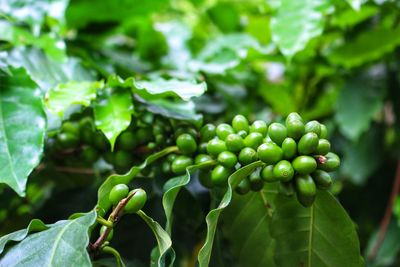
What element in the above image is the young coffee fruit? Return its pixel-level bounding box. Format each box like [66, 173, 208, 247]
[211, 165, 231, 186]
[243, 132, 263, 149]
[305, 120, 321, 137]
[281, 137, 297, 159]
[118, 131, 137, 150]
[268, 123, 287, 146]
[238, 147, 258, 165]
[176, 133, 197, 155]
[171, 155, 193, 174]
[57, 132, 79, 149]
[286, 112, 304, 140]
[250, 120, 268, 137]
[232, 115, 249, 133]
[273, 160, 294, 182]
[114, 150, 134, 169]
[292, 156, 317, 174]
[235, 177, 251, 195]
[320, 124, 328, 139]
[200, 124, 216, 142]
[312, 170, 332, 189]
[257, 142, 283, 164]
[216, 123, 234, 140]
[100, 226, 113, 241]
[318, 152, 340, 172]
[207, 139, 227, 156]
[315, 139, 331, 155]
[198, 170, 213, 188]
[297, 132, 319, 155]
[109, 184, 130, 205]
[295, 174, 317, 207]
[261, 165, 278, 182]
[249, 170, 264, 191]
[225, 134, 245, 152]
[124, 188, 147, 214]
[195, 154, 213, 165]
[218, 151, 238, 168]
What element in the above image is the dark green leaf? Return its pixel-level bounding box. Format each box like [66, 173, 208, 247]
[0, 67, 46, 196]
[197, 161, 265, 267]
[0, 210, 96, 266]
[271, 191, 364, 267]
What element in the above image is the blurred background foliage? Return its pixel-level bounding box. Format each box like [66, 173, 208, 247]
[1, 0, 400, 266]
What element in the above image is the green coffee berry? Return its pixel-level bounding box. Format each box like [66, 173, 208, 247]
[93, 132, 110, 151]
[207, 139, 227, 156]
[81, 146, 99, 163]
[298, 132, 319, 155]
[238, 147, 258, 165]
[235, 178, 251, 195]
[243, 132, 263, 149]
[124, 188, 147, 213]
[249, 170, 264, 191]
[225, 133, 244, 152]
[216, 123, 235, 140]
[114, 150, 133, 169]
[305, 120, 321, 137]
[292, 156, 317, 174]
[261, 165, 278, 182]
[315, 139, 331, 155]
[232, 115, 249, 133]
[237, 130, 248, 139]
[281, 137, 297, 159]
[250, 120, 268, 136]
[171, 155, 193, 174]
[279, 181, 295, 196]
[57, 132, 79, 149]
[218, 151, 238, 168]
[198, 170, 213, 188]
[312, 170, 332, 189]
[118, 131, 137, 150]
[295, 174, 317, 207]
[286, 112, 305, 140]
[136, 127, 153, 145]
[273, 160, 294, 182]
[198, 142, 208, 154]
[318, 152, 340, 172]
[211, 165, 231, 185]
[195, 154, 213, 165]
[109, 184, 129, 205]
[257, 142, 283, 164]
[320, 124, 328, 139]
[200, 124, 216, 142]
[61, 121, 80, 136]
[176, 133, 197, 155]
[268, 123, 287, 146]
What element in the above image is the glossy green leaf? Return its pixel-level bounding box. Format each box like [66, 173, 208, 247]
[221, 184, 279, 267]
[271, 191, 364, 267]
[93, 87, 133, 150]
[7, 48, 94, 93]
[163, 160, 216, 234]
[328, 28, 400, 68]
[137, 210, 173, 267]
[331, 5, 378, 28]
[0, 67, 46, 196]
[346, 0, 363, 10]
[45, 80, 103, 117]
[0, 210, 96, 266]
[0, 219, 48, 254]
[97, 146, 179, 212]
[197, 161, 265, 267]
[335, 75, 384, 140]
[271, 0, 333, 58]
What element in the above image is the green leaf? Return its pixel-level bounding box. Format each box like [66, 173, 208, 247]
[0, 210, 96, 266]
[137, 210, 173, 267]
[271, 191, 364, 267]
[7, 47, 94, 93]
[331, 5, 378, 28]
[0, 67, 46, 196]
[93, 87, 133, 151]
[45, 80, 103, 118]
[345, 0, 363, 10]
[259, 84, 297, 116]
[0, 219, 48, 254]
[197, 161, 265, 267]
[335, 75, 384, 140]
[221, 184, 279, 267]
[162, 161, 216, 234]
[97, 146, 178, 212]
[270, 0, 333, 58]
[328, 28, 400, 68]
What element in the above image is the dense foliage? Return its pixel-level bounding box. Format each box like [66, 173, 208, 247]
[0, 0, 400, 266]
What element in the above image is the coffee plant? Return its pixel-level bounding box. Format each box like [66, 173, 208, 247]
[1, 0, 400, 266]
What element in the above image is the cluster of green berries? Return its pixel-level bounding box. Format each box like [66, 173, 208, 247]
[170, 113, 340, 207]
[99, 185, 148, 241]
[51, 110, 175, 172]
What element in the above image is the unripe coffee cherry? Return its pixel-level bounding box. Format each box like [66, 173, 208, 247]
[118, 131, 137, 150]
[292, 156, 317, 174]
[216, 123, 234, 140]
[273, 160, 294, 182]
[218, 151, 238, 168]
[298, 132, 319, 155]
[305, 120, 321, 137]
[312, 170, 332, 189]
[257, 142, 283, 164]
[200, 124, 216, 142]
[243, 132, 263, 149]
[238, 147, 258, 165]
[268, 123, 287, 146]
[195, 154, 213, 165]
[250, 120, 268, 136]
[109, 184, 129, 205]
[176, 133, 197, 155]
[249, 170, 264, 191]
[225, 134, 244, 152]
[232, 115, 249, 133]
[261, 165, 278, 182]
[211, 165, 231, 185]
[207, 139, 227, 156]
[286, 112, 304, 140]
[315, 139, 330, 155]
[124, 188, 147, 213]
[235, 178, 251, 195]
[171, 155, 193, 174]
[318, 152, 340, 172]
[281, 137, 297, 159]
[295, 174, 317, 207]
[320, 124, 328, 139]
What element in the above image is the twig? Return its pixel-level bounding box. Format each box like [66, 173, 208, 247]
[368, 160, 400, 260]
[90, 191, 137, 252]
